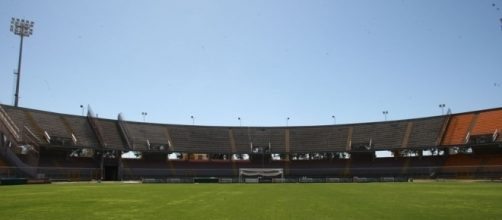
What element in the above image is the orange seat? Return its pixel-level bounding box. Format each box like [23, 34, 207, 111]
[471, 110, 502, 136]
[442, 114, 474, 145]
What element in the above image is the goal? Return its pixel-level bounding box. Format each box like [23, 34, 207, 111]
[238, 168, 284, 183]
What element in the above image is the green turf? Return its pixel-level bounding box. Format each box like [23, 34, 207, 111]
[1, 182, 502, 220]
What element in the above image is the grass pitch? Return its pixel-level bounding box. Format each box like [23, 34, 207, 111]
[1, 182, 502, 220]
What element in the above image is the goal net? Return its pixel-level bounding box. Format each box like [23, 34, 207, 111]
[238, 168, 284, 183]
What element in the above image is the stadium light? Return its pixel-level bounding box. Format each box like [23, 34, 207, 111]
[332, 115, 336, 125]
[238, 117, 242, 127]
[286, 117, 290, 127]
[141, 112, 148, 122]
[10, 17, 34, 107]
[191, 115, 195, 125]
[382, 111, 388, 121]
[439, 104, 446, 115]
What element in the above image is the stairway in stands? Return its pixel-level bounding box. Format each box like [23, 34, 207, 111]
[0, 105, 38, 178]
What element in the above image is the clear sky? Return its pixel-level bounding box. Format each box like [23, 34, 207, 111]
[1, 0, 501, 126]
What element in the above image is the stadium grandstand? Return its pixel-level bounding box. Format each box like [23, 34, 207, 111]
[0, 104, 501, 183]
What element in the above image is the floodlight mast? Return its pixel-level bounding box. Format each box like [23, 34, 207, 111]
[10, 17, 34, 107]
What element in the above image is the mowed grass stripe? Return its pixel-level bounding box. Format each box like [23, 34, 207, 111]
[1, 182, 502, 220]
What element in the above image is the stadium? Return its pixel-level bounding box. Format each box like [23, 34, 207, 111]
[2, 1, 502, 219]
[1, 104, 501, 183]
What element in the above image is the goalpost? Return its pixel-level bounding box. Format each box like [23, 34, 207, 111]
[238, 168, 284, 183]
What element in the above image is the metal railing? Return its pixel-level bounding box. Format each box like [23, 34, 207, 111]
[117, 113, 132, 149]
[0, 105, 21, 141]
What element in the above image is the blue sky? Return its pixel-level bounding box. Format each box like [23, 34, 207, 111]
[1, 0, 501, 126]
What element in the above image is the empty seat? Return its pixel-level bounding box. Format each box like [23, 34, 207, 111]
[407, 116, 447, 148]
[441, 114, 474, 146]
[98, 119, 126, 149]
[471, 110, 502, 137]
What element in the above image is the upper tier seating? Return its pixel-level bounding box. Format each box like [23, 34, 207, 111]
[168, 126, 232, 153]
[470, 110, 502, 141]
[97, 119, 126, 149]
[407, 116, 447, 148]
[1, 104, 500, 153]
[2, 106, 99, 147]
[289, 126, 347, 152]
[350, 121, 407, 150]
[126, 122, 170, 150]
[441, 114, 474, 146]
[60, 115, 100, 147]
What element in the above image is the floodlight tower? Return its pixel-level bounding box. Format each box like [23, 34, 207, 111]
[10, 17, 34, 107]
[382, 110, 389, 121]
[439, 104, 446, 115]
[141, 112, 148, 122]
[80, 105, 85, 116]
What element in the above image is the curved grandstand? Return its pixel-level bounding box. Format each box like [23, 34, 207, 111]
[1, 104, 501, 182]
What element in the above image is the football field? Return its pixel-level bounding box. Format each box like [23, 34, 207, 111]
[1, 182, 502, 220]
